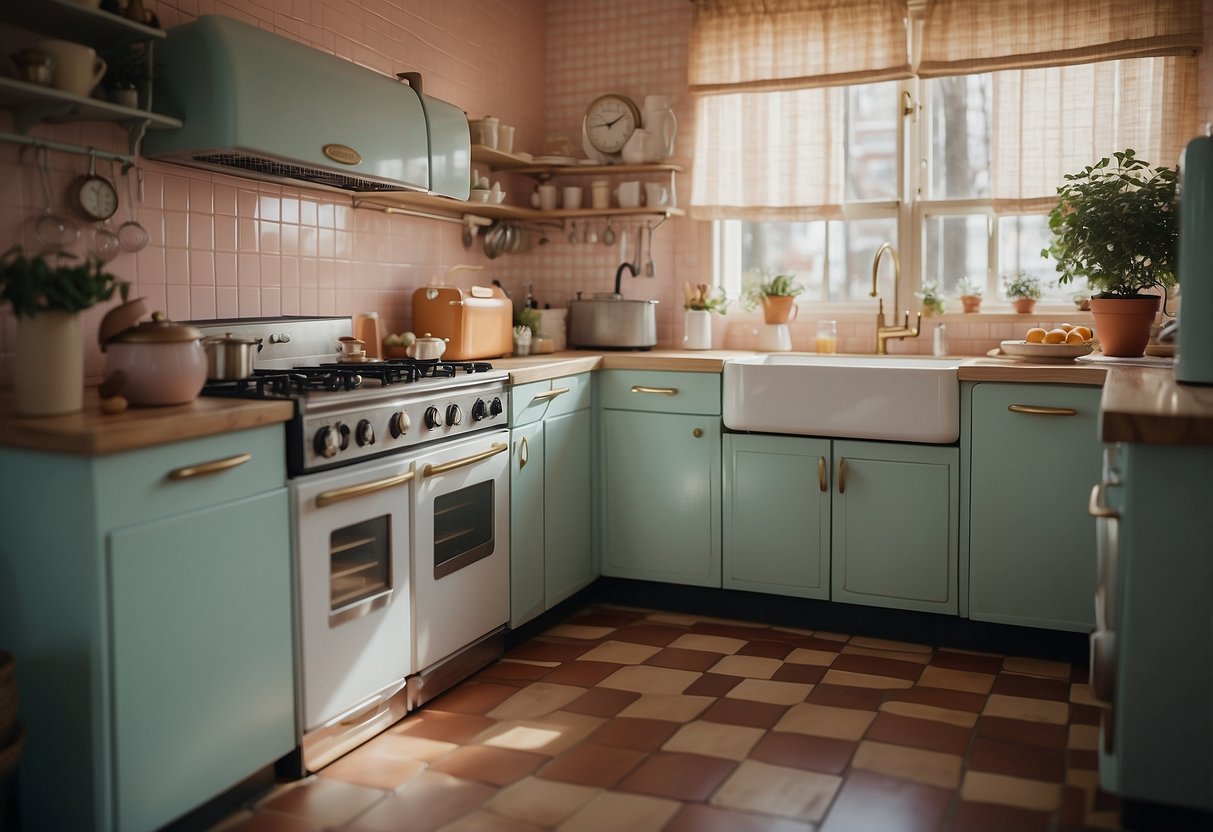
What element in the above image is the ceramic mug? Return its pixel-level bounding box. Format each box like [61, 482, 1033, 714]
[480, 117, 500, 150]
[562, 186, 583, 210]
[38, 39, 106, 97]
[615, 181, 641, 209]
[537, 184, 558, 211]
[644, 182, 669, 207]
[591, 180, 611, 209]
[498, 124, 515, 154]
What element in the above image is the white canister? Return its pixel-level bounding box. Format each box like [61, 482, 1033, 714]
[591, 180, 611, 210]
[534, 308, 568, 352]
[684, 310, 712, 350]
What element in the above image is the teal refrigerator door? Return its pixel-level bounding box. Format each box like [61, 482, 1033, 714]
[1177, 135, 1213, 385]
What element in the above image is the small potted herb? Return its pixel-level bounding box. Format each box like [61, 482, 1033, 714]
[741, 268, 803, 324]
[1003, 272, 1043, 314]
[955, 276, 984, 313]
[683, 282, 728, 350]
[915, 280, 946, 316]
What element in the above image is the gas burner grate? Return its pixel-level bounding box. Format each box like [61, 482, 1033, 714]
[200, 360, 496, 399]
[317, 359, 495, 386]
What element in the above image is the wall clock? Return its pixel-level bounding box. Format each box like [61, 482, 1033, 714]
[582, 94, 641, 163]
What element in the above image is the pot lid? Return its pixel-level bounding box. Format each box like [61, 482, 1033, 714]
[415, 333, 448, 343]
[97, 297, 150, 350]
[201, 331, 258, 346]
[111, 311, 202, 344]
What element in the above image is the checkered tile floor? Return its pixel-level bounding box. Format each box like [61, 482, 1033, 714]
[215, 604, 1119, 831]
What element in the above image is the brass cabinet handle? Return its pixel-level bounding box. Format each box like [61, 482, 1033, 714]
[316, 471, 414, 507]
[837, 457, 847, 494]
[631, 385, 679, 396]
[531, 386, 570, 402]
[818, 456, 828, 492]
[518, 436, 529, 469]
[167, 452, 251, 481]
[1008, 404, 1078, 417]
[422, 442, 508, 477]
[692, 428, 703, 438]
[1088, 483, 1120, 519]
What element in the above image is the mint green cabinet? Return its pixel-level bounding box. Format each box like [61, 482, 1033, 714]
[509, 374, 594, 628]
[599, 371, 721, 587]
[723, 433, 830, 598]
[966, 382, 1102, 631]
[0, 425, 295, 831]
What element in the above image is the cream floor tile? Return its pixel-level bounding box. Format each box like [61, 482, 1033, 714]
[711, 759, 842, 821]
[662, 719, 766, 760]
[846, 636, 933, 654]
[1070, 682, 1100, 705]
[617, 694, 715, 723]
[820, 669, 914, 689]
[667, 633, 746, 654]
[557, 791, 682, 832]
[1068, 723, 1100, 750]
[917, 665, 996, 694]
[961, 771, 1062, 812]
[360, 732, 458, 762]
[476, 711, 605, 756]
[438, 809, 547, 832]
[852, 740, 963, 789]
[488, 683, 589, 721]
[484, 777, 600, 827]
[1002, 656, 1071, 679]
[983, 694, 1069, 725]
[708, 654, 783, 679]
[724, 678, 814, 705]
[544, 624, 616, 640]
[879, 700, 979, 728]
[841, 645, 932, 664]
[784, 647, 838, 667]
[773, 702, 876, 741]
[576, 641, 662, 665]
[598, 665, 701, 695]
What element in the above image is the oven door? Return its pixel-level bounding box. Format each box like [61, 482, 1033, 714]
[411, 429, 510, 673]
[292, 455, 413, 733]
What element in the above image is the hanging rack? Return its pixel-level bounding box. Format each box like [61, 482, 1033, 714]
[12, 135, 135, 166]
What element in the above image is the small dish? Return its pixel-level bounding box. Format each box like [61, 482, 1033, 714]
[532, 155, 578, 166]
[999, 339, 1094, 362]
[513, 151, 533, 162]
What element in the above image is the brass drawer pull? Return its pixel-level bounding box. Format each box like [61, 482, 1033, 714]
[531, 386, 570, 402]
[1088, 483, 1120, 519]
[167, 452, 251, 481]
[818, 456, 828, 492]
[1008, 404, 1078, 417]
[838, 457, 847, 494]
[423, 442, 508, 477]
[316, 471, 414, 507]
[631, 385, 679, 396]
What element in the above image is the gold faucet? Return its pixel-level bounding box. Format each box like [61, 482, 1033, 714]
[870, 243, 921, 355]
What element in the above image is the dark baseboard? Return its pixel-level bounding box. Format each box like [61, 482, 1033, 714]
[1121, 796, 1213, 830]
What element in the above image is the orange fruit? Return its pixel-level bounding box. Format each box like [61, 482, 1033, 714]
[1065, 329, 1086, 344]
[1043, 328, 1068, 344]
[1059, 323, 1074, 332]
[1072, 325, 1093, 340]
[1025, 327, 1047, 343]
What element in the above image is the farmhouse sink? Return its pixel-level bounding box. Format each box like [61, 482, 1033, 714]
[722, 354, 962, 443]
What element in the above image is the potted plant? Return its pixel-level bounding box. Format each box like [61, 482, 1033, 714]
[955, 276, 984, 313]
[915, 280, 946, 317]
[741, 268, 803, 324]
[1043, 149, 1177, 356]
[1003, 272, 1043, 314]
[683, 282, 728, 350]
[0, 247, 129, 415]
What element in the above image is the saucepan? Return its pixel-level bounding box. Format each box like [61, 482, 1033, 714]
[202, 332, 260, 380]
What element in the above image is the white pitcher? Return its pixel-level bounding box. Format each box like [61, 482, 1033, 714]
[643, 95, 677, 161]
[621, 129, 651, 165]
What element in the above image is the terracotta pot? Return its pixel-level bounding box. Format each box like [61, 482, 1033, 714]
[1089, 295, 1161, 357]
[1012, 298, 1036, 314]
[960, 295, 982, 313]
[762, 295, 799, 325]
[14, 310, 83, 416]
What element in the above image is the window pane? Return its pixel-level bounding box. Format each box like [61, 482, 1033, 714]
[846, 82, 898, 202]
[924, 215, 988, 296]
[928, 75, 991, 199]
[740, 221, 826, 302]
[998, 215, 1089, 304]
[835, 218, 898, 302]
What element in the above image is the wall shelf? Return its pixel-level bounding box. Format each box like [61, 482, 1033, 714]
[355, 191, 684, 224]
[0, 0, 166, 49]
[470, 145, 684, 180]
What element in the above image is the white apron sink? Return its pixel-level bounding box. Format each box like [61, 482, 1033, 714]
[722, 353, 961, 444]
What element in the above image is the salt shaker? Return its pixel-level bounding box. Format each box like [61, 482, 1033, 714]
[933, 323, 948, 356]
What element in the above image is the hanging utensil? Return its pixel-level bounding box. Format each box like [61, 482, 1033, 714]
[602, 217, 616, 246]
[567, 221, 579, 244]
[117, 163, 149, 253]
[34, 146, 79, 249]
[584, 224, 597, 244]
[89, 159, 122, 262]
[644, 220, 656, 277]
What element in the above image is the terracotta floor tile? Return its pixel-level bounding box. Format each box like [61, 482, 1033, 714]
[617, 751, 738, 801]
[562, 687, 641, 718]
[865, 711, 973, 754]
[437, 810, 546, 832]
[847, 636, 933, 654]
[667, 633, 746, 654]
[878, 700, 979, 728]
[662, 719, 766, 760]
[883, 685, 988, 713]
[682, 672, 744, 697]
[707, 654, 783, 679]
[567, 611, 648, 628]
[537, 742, 647, 787]
[427, 745, 547, 786]
[736, 639, 795, 659]
[213, 810, 325, 832]
[916, 665, 995, 694]
[724, 677, 814, 705]
[969, 736, 1066, 782]
[483, 776, 600, 827]
[342, 771, 495, 832]
[428, 682, 525, 716]
[318, 748, 426, 792]
[1071, 664, 1091, 685]
[356, 732, 458, 763]
[930, 649, 1006, 675]
[749, 731, 857, 775]
[477, 711, 606, 756]
[790, 635, 848, 652]
[851, 740, 963, 789]
[543, 624, 616, 640]
[1059, 784, 1093, 829]
[585, 716, 680, 752]
[1070, 682, 1101, 706]
[487, 683, 588, 721]
[575, 640, 662, 665]
[960, 770, 1062, 812]
[540, 660, 626, 687]
[820, 669, 914, 689]
[1002, 656, 1070, 679]
[830, 653, 925, 681]
[616, 693, 715, 723]
[818, 770, 951, 832]
[949, 800, 1053, 832]
[806, 683, 885, 712]
[475, 661, 555, 683]
[1070, 702, 1102, 726]
[785, 647, 842, 666]
[556, 790, 682, 832]
[391, 710, 498, 745]
[645, 611, 701, 626]
[643, 647, 722, 672]
[991, 672, 1070, 702]
[711, 759, 842, 822]
[598, 664, 702, 695]
[700, 697, 789, 729]
[771, 663, 827, 685]
[665, 803, 816, 832]
[983, 693, 1069, 725]
[506, 640, 591, 664]
[1068, 723, 1099, 750]
[609, 624, 687, 647]
[1068, 748, 1098, 770]
[690, 621, 778, 641]
[840, 644, 931, 664]
[977, 715, 1068, 748]
[774, 702, 876, 741]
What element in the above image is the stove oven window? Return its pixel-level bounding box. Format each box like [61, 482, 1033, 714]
[433, 482, 495, 579]
[330, 516, 391, 613]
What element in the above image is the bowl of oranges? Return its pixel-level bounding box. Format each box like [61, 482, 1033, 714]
[1000, 324, 1095, 362]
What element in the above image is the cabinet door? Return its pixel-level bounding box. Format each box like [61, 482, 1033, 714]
[510, 422, 546, 628]
[968, 383, 1102, 631]
[108, 489, 295, 832]
[545, 408, 594, 607]
[831, 440, 958, 614]
[724, 433, 830, 599]
[601, 409, 721, 586]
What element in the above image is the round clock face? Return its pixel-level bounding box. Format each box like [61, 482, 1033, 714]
[584, 94, 641, 155]
[72, 174, 119, 222]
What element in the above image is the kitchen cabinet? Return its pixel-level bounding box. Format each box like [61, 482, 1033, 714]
[0, 425, 295, 832]
[599, 370, 721, 587]
[965, 382, 1102, 631]
[509, 374, 594, 628]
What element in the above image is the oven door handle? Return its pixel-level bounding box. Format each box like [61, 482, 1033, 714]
[422, 442, 509, 477]
[315, 471, 415, 508]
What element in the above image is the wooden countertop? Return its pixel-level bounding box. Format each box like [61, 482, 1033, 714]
[492, 349, 752, 383]
[1099, 366, 1213, 444]
[0, 390, 294, 456]
[956, 358, 1107, 385]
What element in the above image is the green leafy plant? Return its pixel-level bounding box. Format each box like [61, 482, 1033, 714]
[915, 280, 946, 314]
[0, 247, 128, 318]
[1043, 149, 1178, 297]
[955, 276, 984, 298]
[1003, 272, 1043, 301]
[740, 268, 802, 311]
[514, 305, 540, 335]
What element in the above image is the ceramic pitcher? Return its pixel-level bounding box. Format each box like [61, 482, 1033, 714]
[643, 95, 677, 161]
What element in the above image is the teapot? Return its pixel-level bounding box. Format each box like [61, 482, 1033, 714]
[406, 333, 448, 361]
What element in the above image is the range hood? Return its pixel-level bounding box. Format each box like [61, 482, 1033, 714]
[143, 15, 469, 199]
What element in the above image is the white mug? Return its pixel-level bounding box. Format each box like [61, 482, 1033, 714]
[38, 39, 106, 98]
[537, 184, 558, 212]
[615, 181, 641, 209]
[562, 186, 583, 210]
[498, 124, 515, 154]
[644, 182, 670, 207]
[480, 117, 499, 150]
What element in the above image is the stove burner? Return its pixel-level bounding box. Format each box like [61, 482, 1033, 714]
[201, 359, 494, 399]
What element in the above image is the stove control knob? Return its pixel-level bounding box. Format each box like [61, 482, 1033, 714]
[471, 399, 488, 421]
[424, 406, 442, 430]
[489, 397, 504, 417]
[314, 426, 339, 458]
[389, 411, 411, 438]
[337, 422, 351, 451]
[355, 419, 375, 446]
[445, 403, 463, 426]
